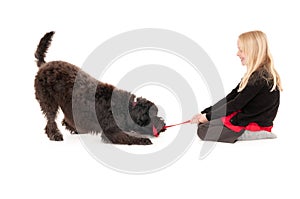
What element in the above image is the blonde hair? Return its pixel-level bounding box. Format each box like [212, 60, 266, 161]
[238, 30, 282, 92]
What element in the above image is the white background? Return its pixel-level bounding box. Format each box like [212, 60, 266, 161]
[1, 0, 299, 198]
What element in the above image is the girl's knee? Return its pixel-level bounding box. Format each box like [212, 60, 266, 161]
[197, 124, 208, 140]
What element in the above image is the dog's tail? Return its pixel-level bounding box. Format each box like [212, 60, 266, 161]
[34, 31, 55, 67]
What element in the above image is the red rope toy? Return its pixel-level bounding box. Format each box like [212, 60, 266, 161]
[153, 120, 191, 137]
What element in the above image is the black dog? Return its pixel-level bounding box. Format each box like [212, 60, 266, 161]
[34, 31, 165, 145]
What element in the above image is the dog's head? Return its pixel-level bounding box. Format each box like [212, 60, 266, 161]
[129, 97, 166, 137]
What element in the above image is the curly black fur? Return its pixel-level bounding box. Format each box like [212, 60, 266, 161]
[34, 31, 166, 145]
[34, 31, 54, 67]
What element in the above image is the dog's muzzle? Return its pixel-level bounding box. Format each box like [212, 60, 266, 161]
[151, 117, 166, 137]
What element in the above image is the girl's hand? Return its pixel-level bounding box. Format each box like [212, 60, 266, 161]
[190, 114, 208, 124]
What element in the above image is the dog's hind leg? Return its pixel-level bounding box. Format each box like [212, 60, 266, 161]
[36, 90, 63, 141]
[102, 127, 152, 145]
[43, 102, 63, 141]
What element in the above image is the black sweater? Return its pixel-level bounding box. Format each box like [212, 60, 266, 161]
[201, 70, 280, 127]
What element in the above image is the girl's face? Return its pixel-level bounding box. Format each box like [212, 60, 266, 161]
[237, 40, 246, 65]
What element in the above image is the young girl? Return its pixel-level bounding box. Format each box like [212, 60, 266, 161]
[191, 30, 282, 143]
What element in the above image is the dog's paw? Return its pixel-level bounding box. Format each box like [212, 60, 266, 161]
[48, 133, 64, 141]
[136, 138, 152, 145]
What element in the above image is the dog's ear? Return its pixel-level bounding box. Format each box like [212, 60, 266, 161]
[136, 97, 144, 102]
[129, 94, 136, 101]
[149, 105, 158, 117]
